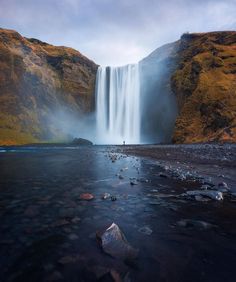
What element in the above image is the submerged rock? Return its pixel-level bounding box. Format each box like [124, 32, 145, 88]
[130, 179, 138, 185]
[159, 172, 168, 178]
[79, 193, 94, 200]
[96, 223, 138, 260]
[177, 219, 217, 230]
[138, 226, 153, 235]
[184, 190, 223, 201]
[218, 182, 230, 192]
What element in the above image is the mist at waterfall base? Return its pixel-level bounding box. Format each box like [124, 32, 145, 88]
[48, 45, 178, 145]
[47, 109, 96, 143]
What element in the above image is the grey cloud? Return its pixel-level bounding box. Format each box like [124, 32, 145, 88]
[0, 0, 235, 65]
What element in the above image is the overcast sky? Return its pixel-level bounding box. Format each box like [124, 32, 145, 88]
[0, 0, 235, 66]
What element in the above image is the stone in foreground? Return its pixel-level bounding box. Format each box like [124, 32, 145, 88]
[79, 193, 94, 200]
[96, 223, 138, 261]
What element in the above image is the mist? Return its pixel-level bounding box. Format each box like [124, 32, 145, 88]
[139, 42, 179, 144]
[47, 109, 96, 143]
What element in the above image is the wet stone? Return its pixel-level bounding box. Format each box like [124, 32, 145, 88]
[177, 219, 217, 230]
[184, 190, 223, 201]
[138, 226, 153, 235]
[102, 193, 111, 200]
[159, 173, 168, 178]
[58, 255, 80, 265]
[68, 233, 79, 240]
[96, 223, 138, 260]
[130, 180, 138, 186]
[71, 216, 81, 224]
[80, 193, 94, 200]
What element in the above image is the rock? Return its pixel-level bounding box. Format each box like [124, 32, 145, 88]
[138, 226, 153, 235]
[109, 154, 118, 162]
[79, 193, 94, 200]
[120, 167, 128, 172]
[159, 173, 168, 178]
[194, 195, 210, 202]
[218, 182, 230, 190]
[130, 179, 138, 185]
[71, 138, 93, 146]
[68, 233, 79, 240]
[177, 219, 217, 230]
[71, 217, 81, 224]
[96, 223, 138, 260]
[138, 177, 149, 183]
[184, 190, 223, 201]
[102, 193, 111, 200]
[118, 175, 124, 180]
[201, 184, 211, 190]
[111, 196, 117, 201]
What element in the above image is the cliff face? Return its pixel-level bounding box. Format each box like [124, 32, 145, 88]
[0, 28, 98, 145]
[0, 28, 235, 145]
[172, 31, 236, 143]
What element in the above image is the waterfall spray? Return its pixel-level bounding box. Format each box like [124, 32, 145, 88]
[95, 64, 140, 144]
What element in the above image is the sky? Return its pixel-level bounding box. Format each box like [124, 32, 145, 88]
[0, 0, 235, 66]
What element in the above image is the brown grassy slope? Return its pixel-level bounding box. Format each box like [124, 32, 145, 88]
[0, 28, 98, 145]
[172, 31, 236, 143]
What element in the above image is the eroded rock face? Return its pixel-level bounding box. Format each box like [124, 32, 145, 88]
[172, 31, 236, 143]
[140, 31, 236, 144]
[1, 29, 235, 145]
[0, 28, 98, 145]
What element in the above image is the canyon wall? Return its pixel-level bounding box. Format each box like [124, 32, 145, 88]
[0, 28, 98, 145]
[140, 31, 236, 143]
[172, 31, 236, 143]
[0, 28, 235, 145]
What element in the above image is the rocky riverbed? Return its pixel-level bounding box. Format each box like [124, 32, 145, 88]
[0, 144, 235, 282]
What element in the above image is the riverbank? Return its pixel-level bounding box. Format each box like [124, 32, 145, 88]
[118, 143, 236, 192]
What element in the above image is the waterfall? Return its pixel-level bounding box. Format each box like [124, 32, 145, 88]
[95, 64, 140, 144]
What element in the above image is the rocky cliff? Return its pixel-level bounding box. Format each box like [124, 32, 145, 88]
[172, 31, 236, 143]
[0, 28, 235, 145]
[140, 31, 236, 144]
[0, 28, 98, 145]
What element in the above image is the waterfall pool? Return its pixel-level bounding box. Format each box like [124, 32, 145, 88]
[0, 145, 235, 282]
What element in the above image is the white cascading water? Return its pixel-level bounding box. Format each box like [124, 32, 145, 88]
[95, 64, 140, 144]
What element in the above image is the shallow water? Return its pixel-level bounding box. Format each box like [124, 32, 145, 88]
[0, 146, 235, 282]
